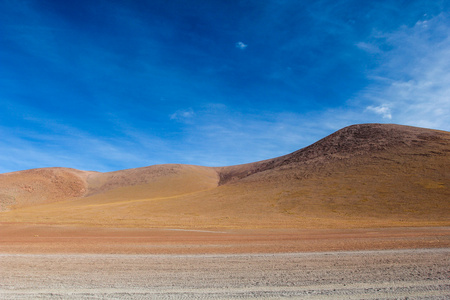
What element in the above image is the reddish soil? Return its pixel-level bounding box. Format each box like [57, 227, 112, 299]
[0, 224, 448, 254]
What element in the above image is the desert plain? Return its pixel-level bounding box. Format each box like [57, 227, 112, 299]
[1, 124, 449, 299]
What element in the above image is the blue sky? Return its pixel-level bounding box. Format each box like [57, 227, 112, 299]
[1, 0, 449, 173]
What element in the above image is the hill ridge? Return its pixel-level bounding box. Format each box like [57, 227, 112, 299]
[217, 123, 450, 185]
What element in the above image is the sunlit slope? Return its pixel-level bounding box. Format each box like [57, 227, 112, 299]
[0, 168, 92, 211]
[1, 124, 449, 228]
[79, 164, 219, 205]
[0, 164, 218, 211]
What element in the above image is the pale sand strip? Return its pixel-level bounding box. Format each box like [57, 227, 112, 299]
[1, 248, 448, 299]
[0, 281, 449, 299]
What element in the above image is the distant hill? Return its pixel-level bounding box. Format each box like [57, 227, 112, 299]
[1, 124, 449, 229]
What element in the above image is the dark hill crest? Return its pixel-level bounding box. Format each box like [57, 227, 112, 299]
[217, 123, 450, 185]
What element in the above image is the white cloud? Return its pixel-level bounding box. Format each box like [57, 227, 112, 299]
[235, 41, 248, 50]
[365, 105, 392, 119]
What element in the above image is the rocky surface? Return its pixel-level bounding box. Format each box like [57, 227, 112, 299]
[0, 249, 448, 299]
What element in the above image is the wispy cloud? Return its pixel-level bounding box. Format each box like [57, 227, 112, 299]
[355, 42, 381, 54]
[161, 104, 331, 166]
[0, 102, 175, 173]
[358, 13, 450, 130]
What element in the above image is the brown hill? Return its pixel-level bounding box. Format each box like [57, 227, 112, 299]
[1, 123, 449, 229]
[0, 168, 94, 211]
[218, 123, 449, 184]
[84, 164, 218, 202]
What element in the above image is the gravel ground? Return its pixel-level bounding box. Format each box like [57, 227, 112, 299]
[1, 248, 449, 299]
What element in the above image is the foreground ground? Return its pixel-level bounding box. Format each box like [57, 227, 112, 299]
[0, 225, 449, 299]
[1, 249, 448, 299]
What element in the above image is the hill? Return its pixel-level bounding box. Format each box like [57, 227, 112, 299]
[1, 123, 449, 229]
[0, 168, 93, 211]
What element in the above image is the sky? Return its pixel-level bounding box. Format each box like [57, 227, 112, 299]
[1, 0, 449, 173]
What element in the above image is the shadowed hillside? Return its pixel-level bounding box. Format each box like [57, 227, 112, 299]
[1, 124, 449, 229]
[218, 123, 449, 184]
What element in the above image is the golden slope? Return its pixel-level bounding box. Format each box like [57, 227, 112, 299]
[1, 124, 449, 229]
[80, 164, 218, 205]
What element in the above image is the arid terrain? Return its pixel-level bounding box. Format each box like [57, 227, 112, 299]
[1, 123, 449, 298]
[1, 124, 449, 229]
[1, 249, 448, 299]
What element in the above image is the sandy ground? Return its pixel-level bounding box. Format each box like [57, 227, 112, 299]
[1, 224, 449, 254]
[0, 249, 448, 299]
[0, 225, 449, 299]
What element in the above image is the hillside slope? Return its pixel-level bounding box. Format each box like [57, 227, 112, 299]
[76, 164, 219, 206]
[209, 124, 450, 227]
[0, 168, 93, 211]
[1, 124, 449, 229]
